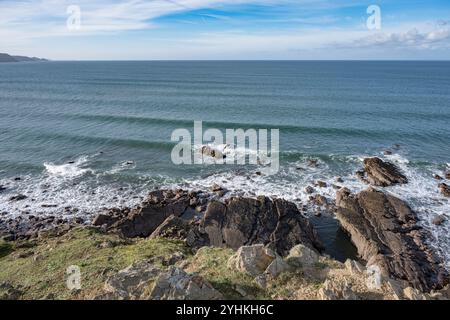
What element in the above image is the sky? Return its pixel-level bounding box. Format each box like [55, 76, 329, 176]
[1, 0, 450, 60]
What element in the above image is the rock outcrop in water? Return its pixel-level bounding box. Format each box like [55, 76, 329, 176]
[335, 187, 448, 292]
[358, 157, 408, 187]
[439, 183, 450, 197]
[94, 189, 322, 256]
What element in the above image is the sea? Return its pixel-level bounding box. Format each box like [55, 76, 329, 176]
[0, 61, 449, 263]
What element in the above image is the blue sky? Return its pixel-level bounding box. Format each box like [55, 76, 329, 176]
[1, 0, 450, 60]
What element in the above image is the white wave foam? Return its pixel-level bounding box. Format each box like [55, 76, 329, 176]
[183, 152, 450, 268]
[44, 156, 92, 178]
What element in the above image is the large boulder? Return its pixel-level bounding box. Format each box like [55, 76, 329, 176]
[227, 244, 276, 277]
[149, 267, 223, 300]
[360, 157, 408, 187]
[285, 244, 320, 268]
[335, 187, 448, 292]
[202, 196, 322, 256]
[104, 260, 161, 300]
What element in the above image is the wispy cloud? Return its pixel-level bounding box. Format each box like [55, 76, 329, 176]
[1, 0, 450, 59]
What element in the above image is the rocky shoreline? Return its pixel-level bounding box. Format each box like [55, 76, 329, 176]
[1, 157, 449, 300]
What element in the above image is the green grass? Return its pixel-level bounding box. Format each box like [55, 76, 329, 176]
[185, 247, 267, 299]
[0, 227, 190, 300]
[0, 241, 13, 259]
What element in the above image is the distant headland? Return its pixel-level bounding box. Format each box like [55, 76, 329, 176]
[0, 53, 48, 63]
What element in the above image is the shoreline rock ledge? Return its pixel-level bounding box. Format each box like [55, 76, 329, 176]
[94, 189, 323, 256]
[335, 187, 448, 292]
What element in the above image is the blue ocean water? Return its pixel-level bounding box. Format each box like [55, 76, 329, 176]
[0, 61, 449, 262]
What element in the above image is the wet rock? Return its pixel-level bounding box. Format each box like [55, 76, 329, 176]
[202, 196, 322, 256]
[210, 184, 223, 192]
[305, 186, 315, 194]
[383, 150, 392, 155]
[104, 260, 161, 299]
[336, 177, 344, 183]
[446, 172, 450, 180]
[335, 187, 448, 292]
[0, 185, 6, 192]
[9, 194, 27, 201]
[313, 194, 328, 206]
[307, 159, 318, 168]
[149, 267, 223, 300]
[434, 174, 443, 180]
[228, 244, 276, 277]
[201, 145, 225, 160]
[438, 183, 450, 197]
[315, 181, 327, 188]
[432, 215, 445, 226]
[362, 157, 408, 186]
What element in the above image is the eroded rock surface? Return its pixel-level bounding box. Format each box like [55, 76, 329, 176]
[359, 157, 408, 187]
[149, 267, 223, 300]
[98, 190, 322, 257]
[335, 187, 447, 292]
[202, 196, 322, 256]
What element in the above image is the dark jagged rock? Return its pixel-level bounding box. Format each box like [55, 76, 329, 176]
[439, 183, 450, 197]
[107, 190, 194, 238]
[9, 194, 27, 201]
[335, 187, 448, 292]
[446, 172, 450, 180]
[99, 189, 322, 257]
[359, 157, 408, 187]
[149, 215, 209, 249]
[202, 196, 322, 256]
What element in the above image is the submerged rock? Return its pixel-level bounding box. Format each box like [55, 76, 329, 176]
[432, 215, 446, 226]
[335, 187, 448, 292]
[361, 157, 408, 186]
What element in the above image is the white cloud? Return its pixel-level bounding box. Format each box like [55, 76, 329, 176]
[348, 24, 450, 50]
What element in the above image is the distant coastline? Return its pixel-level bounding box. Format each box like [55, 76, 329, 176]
[0, 53, 48, 63]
